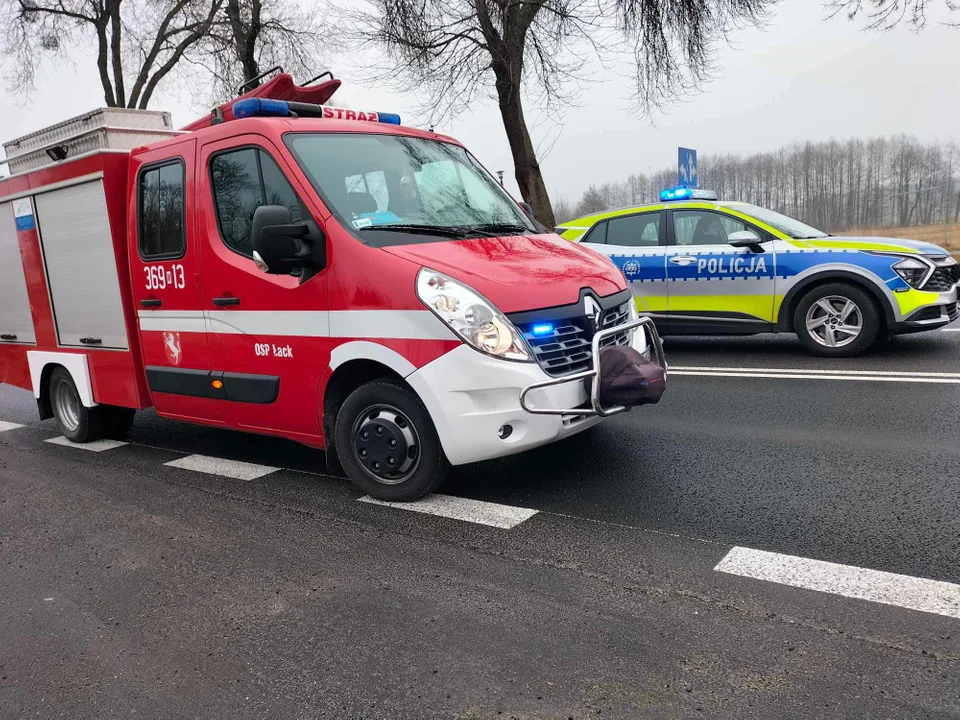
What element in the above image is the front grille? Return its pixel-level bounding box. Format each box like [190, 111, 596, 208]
[948, 302, 959, 322]
[518, 301, 631, 378]
[913, 305, 943, 322]
[922, 264, 960, 292]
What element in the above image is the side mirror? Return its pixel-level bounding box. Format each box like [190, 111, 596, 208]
[728, 229, 764, 251]
[251, 205, 311, 274]
[518, 201, 535, 221]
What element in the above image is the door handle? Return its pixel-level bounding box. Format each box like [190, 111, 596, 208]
[0, 334, 17, 341]
[140, 298, 162, 308]
[669, 256, 697, 265]
[79, 337, 102, 345]
[212, 296, 240, 307]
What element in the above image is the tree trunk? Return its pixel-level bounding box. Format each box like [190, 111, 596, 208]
[493, 66, 556, 229]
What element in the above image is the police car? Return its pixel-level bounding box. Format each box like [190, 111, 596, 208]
[556, 188, 960, 357]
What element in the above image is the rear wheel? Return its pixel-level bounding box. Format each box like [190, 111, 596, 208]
[335, 379, 448, 501]
[793, 282, 881, 357]
[49, 367, 105, 442]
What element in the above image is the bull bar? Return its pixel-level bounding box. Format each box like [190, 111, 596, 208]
[518, 317, 666, 418]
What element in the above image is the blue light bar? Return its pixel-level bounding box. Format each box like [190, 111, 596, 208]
[660, 186, 719, 202]
[532, 323, 554, 336]
[233, 98, 290, 119]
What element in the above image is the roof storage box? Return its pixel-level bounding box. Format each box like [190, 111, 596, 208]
[2, 107, 178, 174]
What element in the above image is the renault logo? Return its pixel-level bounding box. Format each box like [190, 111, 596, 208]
[584, 295, 602, 332]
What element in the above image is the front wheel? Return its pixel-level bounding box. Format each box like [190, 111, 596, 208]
[793, 282, 881, 357]
[335, 379, 448, 501]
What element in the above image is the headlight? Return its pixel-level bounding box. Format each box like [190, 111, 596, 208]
[892, 257, 932, 289]
[416, 269, 532, 361]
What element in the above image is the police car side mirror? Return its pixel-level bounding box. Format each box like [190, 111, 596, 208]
[251, 205, 311, 275]
[728, 230, 764, 251]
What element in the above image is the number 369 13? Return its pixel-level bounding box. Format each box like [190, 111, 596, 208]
[144, 264, 186, 290]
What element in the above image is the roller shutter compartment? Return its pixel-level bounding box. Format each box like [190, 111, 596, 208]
[0, 201, 37, 345]
[34, 180, 129, 350]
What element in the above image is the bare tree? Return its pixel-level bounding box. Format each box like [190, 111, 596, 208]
[344, 0, 775, 228]
[827, 0, 959, 29]
[567, 134, 960, 232]
[1, 0, 224, 108]
[192, 0, 326, 101]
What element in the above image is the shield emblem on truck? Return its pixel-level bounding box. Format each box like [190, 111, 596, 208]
[163, 331, 182, 366]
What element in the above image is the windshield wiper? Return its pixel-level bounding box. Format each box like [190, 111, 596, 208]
[470, 223, 535, 236]
[358, 224, 477, 239]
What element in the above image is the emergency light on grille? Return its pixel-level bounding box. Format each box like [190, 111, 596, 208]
[226, 98, 401, 125]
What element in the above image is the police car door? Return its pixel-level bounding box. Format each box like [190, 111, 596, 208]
[577, 211, 668, 326]
[665, 208, 775, 333]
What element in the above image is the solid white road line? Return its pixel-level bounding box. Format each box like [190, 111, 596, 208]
[44, 436, 128, 452]
[942, 328, 960, 332]
[671, 370, 960, 384]
[715, 546, 960, 619]
[0, 421, 24, 432]
[671, 365, 960, 377]
[359, 493, 539, 529]
[164, 454, 279, 481]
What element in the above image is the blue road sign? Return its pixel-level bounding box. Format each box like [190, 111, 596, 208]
[678, 147, 698, 188]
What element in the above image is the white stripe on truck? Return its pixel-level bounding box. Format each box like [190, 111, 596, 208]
[137, 309, 453, 341]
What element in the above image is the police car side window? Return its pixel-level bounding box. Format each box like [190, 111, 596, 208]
[606, 212, 661, 247]
[581, 221, 607, 244]
[139, 160, 185, 259]
[673, 210, 747, 246]
[211, 148, 302, 257]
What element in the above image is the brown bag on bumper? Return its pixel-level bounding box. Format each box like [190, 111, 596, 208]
[595, 345, 666, 408]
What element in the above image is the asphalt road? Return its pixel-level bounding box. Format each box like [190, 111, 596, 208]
[1, 325, 959, 718]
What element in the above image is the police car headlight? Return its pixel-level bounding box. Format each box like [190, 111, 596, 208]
[891, 257, 931, 289]
[417, 268, 532, 362]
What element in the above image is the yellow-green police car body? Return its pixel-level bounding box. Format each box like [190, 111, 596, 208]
[555, 188, 959, 357]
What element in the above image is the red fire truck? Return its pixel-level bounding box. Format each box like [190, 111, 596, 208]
[0, 74, 664, 501]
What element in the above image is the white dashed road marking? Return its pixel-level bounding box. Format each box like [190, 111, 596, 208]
[164, 454, 279, 481]
[942, 328, 960, 332]
[0, 421, 24, 432]
[672, 366, 960, 384]
[715, 546, 960, 619]
[359, 494, 539, 529]
[45, 436, 128, 452]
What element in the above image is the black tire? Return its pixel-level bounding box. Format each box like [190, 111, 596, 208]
[49, 367, 105, 442]
[103, 407, 136, 440]
[335, 379, 448, 501]
[793, 282, 881, 357]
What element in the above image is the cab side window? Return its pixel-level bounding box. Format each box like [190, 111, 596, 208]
[673, 210, 749, 246]
[581, 221, 608, 244]
[606, 212, 661, 247]
[139, 160, 185, 259]
[211, 148, 302, 257]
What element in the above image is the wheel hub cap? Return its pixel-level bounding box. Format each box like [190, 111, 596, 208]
[352, 406, 420, 485]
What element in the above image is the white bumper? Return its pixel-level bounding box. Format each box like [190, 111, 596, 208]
[406, 327, 649, 466]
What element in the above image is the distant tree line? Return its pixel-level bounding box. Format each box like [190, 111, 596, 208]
[558, 136, 960, 232]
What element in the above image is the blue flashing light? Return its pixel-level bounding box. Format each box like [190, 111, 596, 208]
[233, 98, 290, 119]
[660, 186, 719, 202]
[377, 112, 401, 125]
[531, 323, 554, 336]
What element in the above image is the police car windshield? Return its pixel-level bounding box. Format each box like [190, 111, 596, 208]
[285, 133, 537, 244]
[726, 203, 828, 239]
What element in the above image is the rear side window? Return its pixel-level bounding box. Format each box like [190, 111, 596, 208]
[139, 160, 185, 259]
[210, 148, 302, 257]
[606, 212, 661, 247]
[581, 221, 608, 244]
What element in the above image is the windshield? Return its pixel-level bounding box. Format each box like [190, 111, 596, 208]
[724, 203, 828, 239]
[285, 133, 537, 244]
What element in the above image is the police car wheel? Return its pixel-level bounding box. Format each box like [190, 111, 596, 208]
[49, 367, 106, 443]
[793, 283, 880, 357]
[335, 379, 448, 502]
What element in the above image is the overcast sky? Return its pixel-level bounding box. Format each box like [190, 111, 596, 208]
[2, 0, 958, 203]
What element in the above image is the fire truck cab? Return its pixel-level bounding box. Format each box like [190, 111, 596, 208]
[0, 76, 663, 501]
